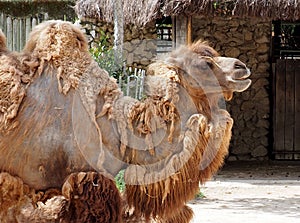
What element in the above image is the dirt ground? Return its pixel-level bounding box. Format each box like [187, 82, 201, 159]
[189, 161, 300, 223]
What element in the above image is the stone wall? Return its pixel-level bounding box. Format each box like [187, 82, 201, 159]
[80, 18, 157, 68]
[192, 16, 271, 161]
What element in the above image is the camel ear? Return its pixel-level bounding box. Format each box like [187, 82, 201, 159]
[72, 26, 88, 51]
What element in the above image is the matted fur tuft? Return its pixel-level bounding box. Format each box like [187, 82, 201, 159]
[61, 172, 123, 223]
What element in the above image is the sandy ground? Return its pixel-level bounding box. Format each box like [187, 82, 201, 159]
[188, 161, 300, 223]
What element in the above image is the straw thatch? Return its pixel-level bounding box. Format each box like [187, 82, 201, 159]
[75, 0, 300, 27]
[0, 0, 75, 18]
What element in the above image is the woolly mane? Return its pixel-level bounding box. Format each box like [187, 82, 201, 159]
[0, 30, 36, 134]
[123, 41, 234, 222]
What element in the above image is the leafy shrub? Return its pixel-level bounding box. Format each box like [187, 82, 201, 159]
[90, 30, 124, 80]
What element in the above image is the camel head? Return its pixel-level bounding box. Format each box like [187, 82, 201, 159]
[155, 40, 251, 102]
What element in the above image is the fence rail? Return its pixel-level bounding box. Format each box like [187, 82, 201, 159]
[0, 12, 74, 51]
[119, 67, 146, 100]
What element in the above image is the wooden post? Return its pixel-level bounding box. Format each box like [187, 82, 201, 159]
[174, 15, 187, 47]
[13, 19, 19, 51]
[25, 17, 31, 42]
[172, 16, 176, 49]
[7, 16, 12, 50]
[0, 13, 4, 31]
[32, 17, 37, 29]
[20, 18, 26, 50]
[174, 15, 192, 47]
[187, 16, 192, 45]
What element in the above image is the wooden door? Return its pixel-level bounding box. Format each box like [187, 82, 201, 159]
[273, 59, 300, 160]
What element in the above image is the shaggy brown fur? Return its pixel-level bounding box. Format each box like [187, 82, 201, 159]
[61, 172, 123, 223]
[0, 21, 123, 222]
[122, 41, 250, 222]
[0, 20, 250, 222]
[0, 172, 122, 222]
[0, 30, 36, 134]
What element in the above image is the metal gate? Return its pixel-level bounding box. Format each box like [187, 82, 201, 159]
[273, 59, 300, 160]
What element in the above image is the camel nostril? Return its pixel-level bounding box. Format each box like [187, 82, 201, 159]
[234, 61, 246, 70]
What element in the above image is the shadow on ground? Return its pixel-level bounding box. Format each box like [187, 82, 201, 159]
[189, 161, 300, 223]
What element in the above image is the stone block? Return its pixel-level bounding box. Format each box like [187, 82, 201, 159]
[244, 31, 253, 41]
[256, 63, 270, 72]
[257, 43, 269, 54]
[252, 78, 269, 88]
[241, 101, 255, 110]
[256, 36, 269, 44]
[254, 88, 269, 99]
[231, 145, 251, 155]
[251, 145, 268, 157]
[225, 47, 241, 58]
[252, 128, 268, 138]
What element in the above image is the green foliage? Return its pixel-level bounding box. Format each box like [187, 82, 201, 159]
[213, 0, 235, 15]
[115, 169, 125, 193]
[195, 191, 206, 199]
[90, 30, 123, 80]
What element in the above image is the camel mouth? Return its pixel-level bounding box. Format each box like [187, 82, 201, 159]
[226, 68, 251, 92]
[232, 67, 251, 80]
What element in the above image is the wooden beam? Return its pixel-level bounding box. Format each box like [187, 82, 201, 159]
[187, 16, 192, 45]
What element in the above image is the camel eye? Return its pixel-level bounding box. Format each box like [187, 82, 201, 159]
[207, 61, 213, 69]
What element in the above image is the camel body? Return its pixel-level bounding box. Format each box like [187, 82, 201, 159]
[0, 20, 251, 222]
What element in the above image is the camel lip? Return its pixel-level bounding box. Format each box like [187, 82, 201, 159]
[234, 73, 251, 80]
[225, 75, 252, 93]
[231, 68, 251, 81]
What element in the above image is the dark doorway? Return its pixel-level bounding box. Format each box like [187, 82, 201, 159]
[272, 21, 300, 160]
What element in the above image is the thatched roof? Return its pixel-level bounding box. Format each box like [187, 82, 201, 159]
[0, 0, 76, 17]
[75, 0, 300, 27]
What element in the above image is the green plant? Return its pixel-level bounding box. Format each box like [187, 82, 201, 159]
[89, 30, 124, 80]
[115, 169, 125, 193]
[195, 191, 206, 199]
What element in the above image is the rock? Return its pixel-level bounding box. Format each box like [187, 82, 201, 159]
[229, 20, 239, 27]
[225, 47, 240, 58]
[231, 145, 251, 155]
[131, 39, 140, 45]
[244, 31, 253, 41]
[258, 54, 269, 62]
[243, 109, 256, 121]
[256, 63, 270, 72]
[252, 128, 268, 138]
[146, 40, 156, 49]
[260, 136, 269, 147]
[257, 43, 269, 54]
[252, 78, 269, 88]
[254, 88, 269, 99]
[237, 154, 252, 161]
[255, 119, 269, 129]
[123, 42, 133, 52]
[256, 36, 269, 44]
[126, 53, 134, 65]
[241, 101, 254, 111]
[227, 155, 238, 161]
[251, 146, 268, 157]
[239, 54, 248, 63]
